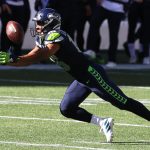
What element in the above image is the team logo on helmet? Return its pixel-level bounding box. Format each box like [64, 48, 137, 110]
[37, 12, 43, 20]
[47, 12, 60, 21]
[47, 13, 54, 19]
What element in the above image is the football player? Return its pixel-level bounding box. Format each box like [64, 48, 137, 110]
[0, 8, 149, 143]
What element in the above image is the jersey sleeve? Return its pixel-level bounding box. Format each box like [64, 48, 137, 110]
[44, 30, 64, 45]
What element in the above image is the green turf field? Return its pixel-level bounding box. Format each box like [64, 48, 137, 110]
[0, 85, 149, 150]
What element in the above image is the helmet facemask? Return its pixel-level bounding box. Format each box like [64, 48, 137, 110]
[41, 15, 61, 34]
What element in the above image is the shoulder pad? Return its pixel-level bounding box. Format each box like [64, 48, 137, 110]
[45, 30, 64, 44]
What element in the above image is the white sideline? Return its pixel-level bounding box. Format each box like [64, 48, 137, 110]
[0, 99, 149, 106]
[0, 141, 111, 150]
[0, 96, 149, 105]
[0, 115, 149, 128]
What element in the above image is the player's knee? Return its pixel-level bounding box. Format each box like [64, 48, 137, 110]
[60, 103, 73, 118]
[60, 107, 73, 118]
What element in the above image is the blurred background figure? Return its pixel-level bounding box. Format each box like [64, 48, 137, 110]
[123, 0, 143, 64]
[0, 0, 30, 53]
[140, 0, 150, 64]
[34, 0, 49, 11]
[47, 0, 82, 40]
[34, 0, 51, 64]
[86, 0, 129, 67]
[0, 1, 2, 15]
[76, 0, 96, 51]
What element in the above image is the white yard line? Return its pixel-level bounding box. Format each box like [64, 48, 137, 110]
[0, 116, 82, 123]
[115, 123, 150, 128]
[0, 95, 52, 100]
[0, 99, 149, 106]
[0, 96, 106, 106]
[0, 115, 149, 128]
[0, 96, 105, 101]
[0, 141, 111, 150]
[120, 86, 150, 90]
[0, 101, 96, 106]
[0, 96, 149, 105]
[73, 140, 111, 145]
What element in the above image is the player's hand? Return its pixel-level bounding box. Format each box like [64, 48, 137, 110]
[0, 51, 10, 64]
[0, 46, 18, 64]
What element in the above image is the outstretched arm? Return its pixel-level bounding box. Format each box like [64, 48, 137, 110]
[0, 43, 60, 66]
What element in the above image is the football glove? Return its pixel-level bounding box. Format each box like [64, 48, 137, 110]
[0, 46, 18, 64]
[0, 52, 10, 64]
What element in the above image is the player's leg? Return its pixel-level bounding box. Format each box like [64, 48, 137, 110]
[101, 81, 150, 121]
[60, 80, 92, 122]
[1, 11, 12, 50]
[60, 79, 107, 123]
[107, 11, 123, 64]
[86, 5, 105, 53]
[60, 80, 114, 142]
[88, 65, 150, 121]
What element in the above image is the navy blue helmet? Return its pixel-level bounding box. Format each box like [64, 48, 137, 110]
[31, 8, 61, 36]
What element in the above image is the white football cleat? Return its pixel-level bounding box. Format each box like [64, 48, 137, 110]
[100, 118, 114, 143]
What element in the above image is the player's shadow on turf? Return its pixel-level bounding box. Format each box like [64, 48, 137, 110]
[112, 142, 150, 145]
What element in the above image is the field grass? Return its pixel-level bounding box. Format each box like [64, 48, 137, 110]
[0, 85, 149, 150]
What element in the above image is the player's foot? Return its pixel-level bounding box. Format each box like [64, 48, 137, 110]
[100, 118, 114, 143]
